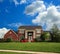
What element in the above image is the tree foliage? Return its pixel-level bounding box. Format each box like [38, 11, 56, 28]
[41, 32, 51, 41]
[50, 24, 60, 42]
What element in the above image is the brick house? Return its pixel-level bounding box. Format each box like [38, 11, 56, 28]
[4, 30, 18, 41]
[18, 26, 43, 42]
[4, 26, 43, 42]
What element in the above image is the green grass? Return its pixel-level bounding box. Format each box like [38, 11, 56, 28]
[0, 42, 60, 53]
[0, 52, 30, 54]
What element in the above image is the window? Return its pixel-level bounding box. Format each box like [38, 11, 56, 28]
[19, 29, 24, 33]
[28, 32, 33, 36]
[36, 29, 41, 33]
[28, 33, 32, 36]
[36, 34, 41, 37]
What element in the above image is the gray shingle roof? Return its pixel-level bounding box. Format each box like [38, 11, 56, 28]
[18, 26, 42, 30]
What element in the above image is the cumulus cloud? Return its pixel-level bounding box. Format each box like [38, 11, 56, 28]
[0, 28, 10, 38]
[13, 0, 43, 6]
[20, 0, 26, 4]
[13, 0, 19, 6]
[13, 0, 26, 6]
[24, 0, 60, 30]
[20, 0, 42, 4]
[8, 23, 23, 28]
[32, 5, 60, 30]
[25, 0, 46, 16]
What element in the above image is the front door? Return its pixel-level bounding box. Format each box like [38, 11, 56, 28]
[28, 32, 33, 42]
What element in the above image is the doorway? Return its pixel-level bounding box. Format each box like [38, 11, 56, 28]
[27, 32, 33, 42]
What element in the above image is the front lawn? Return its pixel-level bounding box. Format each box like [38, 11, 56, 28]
[0, 42, 60, 53]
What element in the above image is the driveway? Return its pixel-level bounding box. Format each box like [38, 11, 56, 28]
[0, 50, 59, 54]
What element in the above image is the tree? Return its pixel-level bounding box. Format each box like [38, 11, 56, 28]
[50, 24, 60, 42]
[41, 31, 51, 41]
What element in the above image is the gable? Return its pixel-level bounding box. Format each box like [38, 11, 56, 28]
[4, 30, 18, 37]
[4, 30, 18, 41]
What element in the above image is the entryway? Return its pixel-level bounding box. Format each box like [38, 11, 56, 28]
[27, 32, 33, 42]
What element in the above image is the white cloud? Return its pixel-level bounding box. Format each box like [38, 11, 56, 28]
[13, 0, 43, 6]
[32, 5, 60, 30]
[13, 0, 26, 6]
[8, 23, 23, 28]
[0, 28, 10, 39]
[24, 0, 46, 16]
[24, 0, 60, 30]
[20, 0, 43, 4]
[13, 0, 19, 6]
[20, 0, 26, 4]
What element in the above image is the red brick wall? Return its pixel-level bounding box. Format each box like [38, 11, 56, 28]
[4, 30, 18, 41]
[18, 32, 24, 41]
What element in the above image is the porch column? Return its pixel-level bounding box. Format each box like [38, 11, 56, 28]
[25, 30, 27, 39]
[33, 31, 35, 39]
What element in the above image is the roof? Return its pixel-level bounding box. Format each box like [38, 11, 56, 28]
[4, 30, 18, 37]
[18, 26, 42, 30]
[43, 31, 51, 33]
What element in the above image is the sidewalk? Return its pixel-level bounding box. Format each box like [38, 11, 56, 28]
[0, 50, 59, 54]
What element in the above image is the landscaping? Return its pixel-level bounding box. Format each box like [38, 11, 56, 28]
[0, 42, 60, 53]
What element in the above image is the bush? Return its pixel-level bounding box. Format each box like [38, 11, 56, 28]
[20, 39, 28, 42]
[19, 36, 26, 42]
[5, 38, 12, 42]
[41, 32, 51, 42]
[34, 36, 41, 42]
[20, 36, 25, 40]
[0, 39, 4, 42]
[52, 35, 60, 42]
[40, 35, 45, 41]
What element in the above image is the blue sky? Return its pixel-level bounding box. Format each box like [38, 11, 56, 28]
[0, 0, 60, 31]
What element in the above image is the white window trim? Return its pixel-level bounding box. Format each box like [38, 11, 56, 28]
[36, 29, 41, 33]
[19, 29, 25, 33]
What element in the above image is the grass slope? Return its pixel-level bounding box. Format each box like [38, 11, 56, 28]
[0, 42, 60, 53]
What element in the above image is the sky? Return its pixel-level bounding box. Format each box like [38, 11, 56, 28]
[0, 0, 60, 38]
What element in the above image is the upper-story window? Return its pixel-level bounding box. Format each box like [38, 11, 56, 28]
[19, 29, 24, 33]
[36, 29, 41, 33]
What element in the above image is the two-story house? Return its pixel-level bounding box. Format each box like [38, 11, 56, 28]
[18, 26, 43, 42]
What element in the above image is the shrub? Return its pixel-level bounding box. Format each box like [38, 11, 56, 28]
[34, 36, 41, 42]
[20, 36, 25, 40]
[40, 35, 45, 41]
[0, 39, 4, 42]
[19, 36, 27, 42]
[5, 38, 12, 42]
[41, 32, 51, 42]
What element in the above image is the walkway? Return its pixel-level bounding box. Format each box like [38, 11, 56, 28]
[0, 50, 59, 54]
